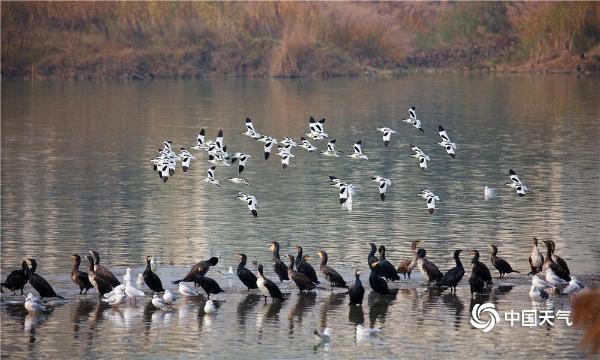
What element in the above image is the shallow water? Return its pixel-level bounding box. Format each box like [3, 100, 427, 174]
[1, 75, 599, 358]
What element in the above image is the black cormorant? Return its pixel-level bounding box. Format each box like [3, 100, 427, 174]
[86, 255, 113, 297]
[270, 241, 289, 283]
[295, 246, 319, 284]
[89, 250, 120, 288]
[415, 249, 443, 286]
[528, 237, 544, 275]
[441, 250, 464, 292]
[348, 270, 365, 305]
[368, 262, 389, 295]
[542, 241, 570, 282]
[378, 246, 400, 282]
[256, 264, 283, 302]
[317, 250, 347, 289]
[1, 260, 28, 295]
[195, 275, 224, 299]
[172, 256, 219, 285]
[143, 255, 165, 294]
[549, 240, 570, 277]
[236, 254, 258, 290]
[287, 255, 316, 292]
[71, 254, 92, 295]
[26, 259, 65, 300]
[470, 250, 493, 287]
[489, 245, 519, 278]
[469, 259, 486, 296]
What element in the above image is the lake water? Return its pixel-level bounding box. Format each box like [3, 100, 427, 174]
[1, 75, 599, 359]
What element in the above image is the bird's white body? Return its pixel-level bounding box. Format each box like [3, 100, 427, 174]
[125, 282, 146, 299]
[204, 300, 216, 314]
[163, 289, 176, 304]
[228, 177, 250, 186]
[299, 137, 318, 152]
[562, 277, 585, 295]
[377, 127, 396, 146]
[152, 294, 167, 309]
[123, 268, 132, 283]
[24, 293, 46, 313]
[321, 139, 340, 157]
[136, 274, 144, 288]
[545, 268, 568, 287]
[531, 275, 553, 289]
[529, 284, 549, 302]
[178, 282, 199, 297]
[203, 166, 221, 188]
[348, 141, 368, 160]
[372, 176, 392, 201]
[419, 189, 439, 214]
[313, 328, 332, 343]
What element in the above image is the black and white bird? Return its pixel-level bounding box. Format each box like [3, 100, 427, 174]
[280, 137, 298, 148]
[276, 145, 295, 169]
[299, 137, 318, 152]
[418, 189, 439, 214]
[506, 169, 529, 196]
[208, 154, 230, 167]
[228, 177, 251, 186]
[402, 106, 424, 132]
[376, 127, 396, 147]
[151, 141, 180, 183]
[410, 144, 430, 172]
[320, 139, 340, 157]
[178, 147, 196, 172]
[192, 129, 207, 150]
[262, 137, 277, 160]
[203, 166, 221, 188]
[437, 125, 456, 158]
[243, 118, 262, 139]
[230, 152, 251, 174]
[238, 192, 258, 217]
[371, 176, 392, 201]
[329, 176, 355, 206]
[348, 140, 368, 160]
[306, 117, 328, 140]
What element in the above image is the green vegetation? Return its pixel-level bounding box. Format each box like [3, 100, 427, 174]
[1, 2, 599, 79]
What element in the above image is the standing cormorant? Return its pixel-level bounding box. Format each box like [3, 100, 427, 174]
[286, 255, 316, 292]
[26, 259, 65, 300]
[270, 241, 289, 283]
[541, 241, 570, 282]
[172, 256, 219, 285]
[441, 250, 464, 292]
[71, 255, 92, 294]
[489, 245, 520, 278]
[295, 246, 320, 284]
[256, 264, 283, 302]
[86, 255, 113, 297]
[528, 238, 544, 275]
[549, 240, 571, 277]
[378, 246, 400, 282]
[468, 259, 486, 296]
[367, 243, 379, 270]
[195, 275, 224, 299]
[470, 250, 493, 287]
[236, 254, 258, 290]
[1, 260, 29, 295]
[143, 255, 165, 294]
[396, 240, 419, 279]
[369, 262, 389, 295]
[89, 250, 120, 288]
[415, 249, 443, 286]
[317, 250, 347, 289]
[348, 270, 365, 305]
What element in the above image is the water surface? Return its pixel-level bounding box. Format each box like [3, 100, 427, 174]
[1, 75, 599, 358]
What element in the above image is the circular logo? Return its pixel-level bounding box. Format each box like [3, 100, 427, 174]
[470, 303, 500, 332]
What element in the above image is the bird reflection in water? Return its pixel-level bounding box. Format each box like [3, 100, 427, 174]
[288, 292, 317, 335]
[348, 305, 365, 326]
[441, 291, 464, 330]
[367, 290, 397, 328]
[318, 292, 346, 329]
[70, 299, 99, 340]
[25, 311, 52, 343]
[256, 299, 282, 342]
[237, 293, 261, 328]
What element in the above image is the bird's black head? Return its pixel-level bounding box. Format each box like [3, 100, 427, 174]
[368, 243, 377, 250]
[257, 264, 264, 274]
[89, 250, 100, 263]
[416, 248, 426, 258]
[533, 237, 538, 245]
[207, 257, 219, 266]
[411, 106, 416, 110]
[378, 245, 386, 254]
[237, 254, 247, 261]
[71, 254, 81, 262]
[86, 255, 95, 264]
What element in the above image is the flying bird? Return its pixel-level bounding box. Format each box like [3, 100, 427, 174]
[437, 125, 457, 158]
[371, 176, 392, 201]
[377, 127, 396, 146]
[348, 141, 368, 160]
[418, 189, 439, 214]
[203, 166, 221, 188]
[506, 169, 529, 196]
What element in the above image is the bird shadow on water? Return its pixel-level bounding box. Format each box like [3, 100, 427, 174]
[319, 292, 347, 329]
[348, 305, 365, 325]
[237, 293, 261, 328]
[288, 292, 317, 335]
[441, 292, 464, 330]
[256, 300, 283, 343]
[367, 290, 398, 328]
